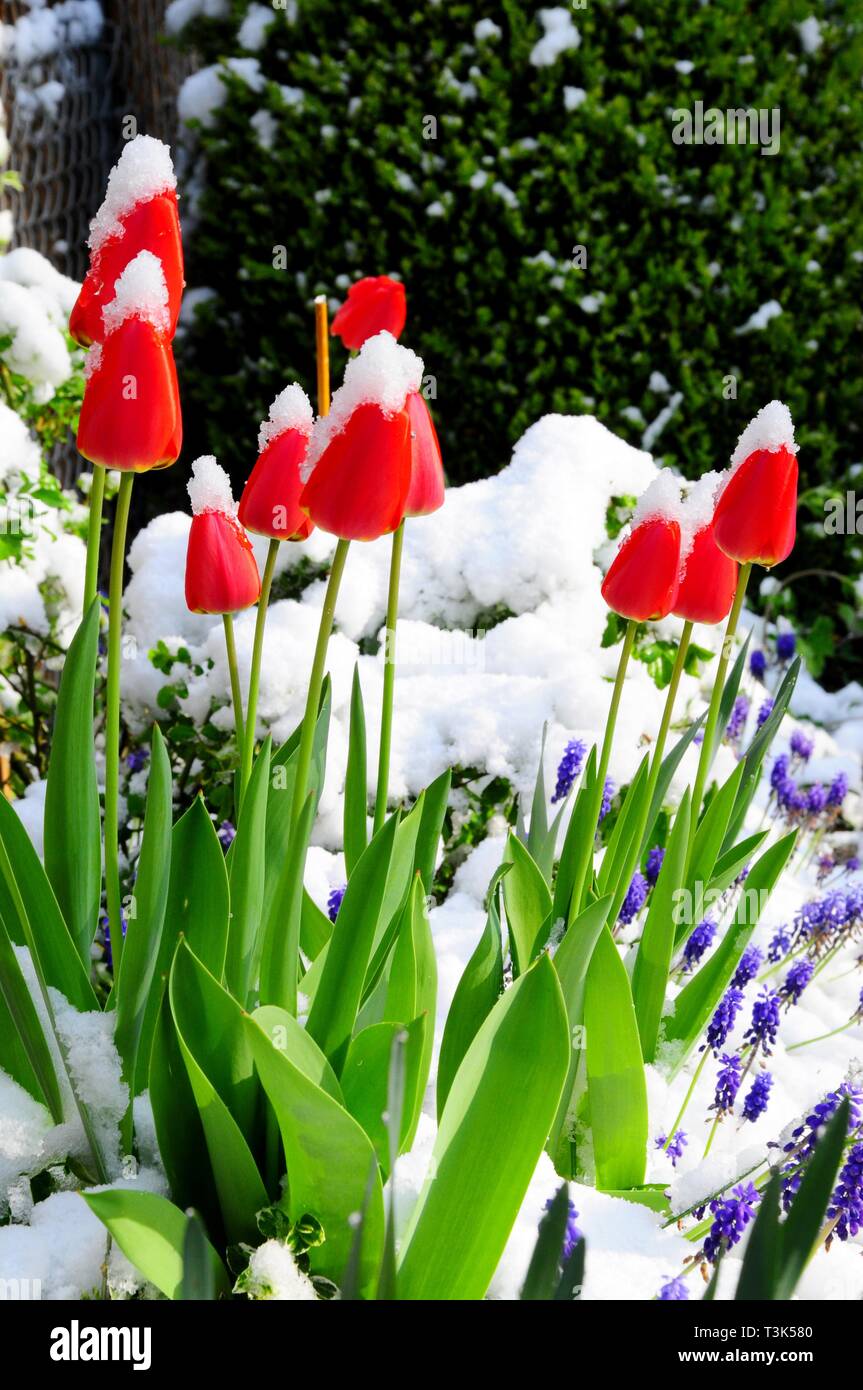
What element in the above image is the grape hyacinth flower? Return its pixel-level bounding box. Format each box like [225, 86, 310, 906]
[806, 784, 827, 816]
[725, 694, 749, 746]
[847, 855, 860, 874]
[126, 746, 149, 773]
[749, 648, 767, 680]
[767, 925, 792, 963]
[655, 1130, 688, 1167]
[645, 845, 665, 886]
[817, 853, 835, 883]
[770, 753, 790, 793]
[327, 884, 346, 922]
[217, 820, 236, 851]
[742, 1071, 773, 1123]
[780, 958, 814, 1006]
[619, 871, 649, 925]
[551, 738, 586, 804]
[790, 729, 814, 762]
[756, 698, 774, 729]
[744, 988, 781, 1055]
[827, 1143, 863, 1242]
[780, 1081, 863, 1211]
[776, 629, 796, 662]
[732, 944, 763, 989]
[542, 1196, 582, 1261]
[713, 1053, 743, 1115]
[101, 909, 128, 972]
[598, 777, 614, 824]
[703, 1182, 759, 1263]
[827, 772, 848, 810]
[683, 918, 716, 971]
[658, 1276, 689, 1301]
[705, 988, 744, 1054]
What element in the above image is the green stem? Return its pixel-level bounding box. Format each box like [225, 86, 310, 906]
[686, 563, 753, 865]
[104, 473, 134, 979]
[289, 539, 351, 832]
[83, 464, 106, 613]
[222, 613, 246, 772]
[647, 621, 692, 805]
[664, 1044, 709, 1150]
[569, 619, 636, 920]
[786, 1018, 858, 1052]
[374, 521, 405, 834]
[239, 538, 279, 805]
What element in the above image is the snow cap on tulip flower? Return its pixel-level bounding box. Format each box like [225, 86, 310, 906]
[238, 384, 315, 541]
[601, 471, 683, 621]
[330, 275, 407, 350]
[672, 471, 739, 625]
[76, 251, 182, 472]
[70, 135, 183, 347]
[185, 456, 262, 615]
[713, 401, 798, 568]
[300, 331, 424, 541]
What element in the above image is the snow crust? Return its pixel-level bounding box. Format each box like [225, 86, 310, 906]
[729, 399, 798, 471]
[88, 135, 176, 254]
[187, 455, 236, 517]
[258, 383, 314, 453]
[100, 250, 170, 337]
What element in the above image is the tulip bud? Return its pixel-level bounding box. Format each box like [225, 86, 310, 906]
[185, 456, 262, 615]
[330, 275, 407, 350]
[713, 401, 798, 568]
[300, 331, 423, 541]
[76, 251, 182, 472]
[239, 384, 315, 541]
[601, 473, 682, 621]
[673, 472, 738, 625]
[70, 136, 184, 347]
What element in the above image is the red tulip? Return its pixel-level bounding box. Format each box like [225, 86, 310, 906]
[185, 457, 262, 614]
[300, 401, 412, 541]
[713, 446, 798, 568]
[238, 386, 314, 541]
[330, 276, 407, 350]
[76, 318, 182, 472]
[404, 390, 445, 518]
[70, 192, 184, 348]
[673, 524, 738, 625]
[602, 518, 681, 621]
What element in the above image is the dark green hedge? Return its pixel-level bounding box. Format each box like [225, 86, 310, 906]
[172, 0, 863, 685]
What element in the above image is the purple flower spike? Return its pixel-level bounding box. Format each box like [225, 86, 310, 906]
[655, 1130, 688, 1167]
[683, 918, 716, 971]
[703, 1182, 759, 1263]
[552, 738, 586, 804]
[327, 884, 346, 922]
[732, 945, 763, 989]
[713, 1053, 743, 1115]
[781, 958, 814, 1005]
[706, 988, 744, 1054]
[645, 845, 665, 886]
[749, 649, 767, 680]
[618, 871, 648, 925]
[744, 988, 781, 1055]
[658, 1275, 689, 1300]
[776, 630, 796, 661]
[742, 1071, 773, 1122]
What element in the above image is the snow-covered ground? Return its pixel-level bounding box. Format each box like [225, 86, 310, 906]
[2, 404, 862, 1298]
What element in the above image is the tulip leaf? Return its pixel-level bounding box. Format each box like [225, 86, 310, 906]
[598, 754, 650, 923]
[305, 812, 398, 1072]
[584, 925, 648, 1190]
[344, 664, 368, 877]
[663, 831, 797, 1075]
[553, 746, 598, 924]
[300, 888, 332, 962]
[82, 1189, 229, 1301]
[181, 1210, 217, 1300]
[225, 736, 271, 1004]
[0, 908, 63, 1119]
[0, 791, 97, 1013]
[243, 1010, 385, 1296]
[639, 712, 706, 858]
[722, 658, 800, 852]
[259, 790, 316, 1014]
[115, 725, 173, 1094]
[43, 599, 101, 966]
[381, 876, 436, 1147]
[340, 1015, 427, 1179]
[503, 829, 553, 974]
[631, 791, 691, 1061]
[547, 894, 613, 1176]
[520, 1182, 571, 1301]
[774, 1097, 849, 1300]
[251, 1003, 343, 1101]
[711, 629, 751, 768]
[169, 941, 269, 1243]
[398, 954, 570, 1300]
[436, 865, 506, 1121]
[412, 767, 451, 894]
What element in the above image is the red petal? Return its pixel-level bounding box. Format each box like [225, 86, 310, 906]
[404, 391, 445, 517]
[330, 276, 407, 350]
[601, 518, 681, 621]
[713, 448, 797, 568]
[673, 524, 739, 625]
[76, 319, 182, 472]
[69, 193, 184, 347]
[185, 511, 261, 614]
[300, 402, 411, 541]
[238, 428, 314, 540]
